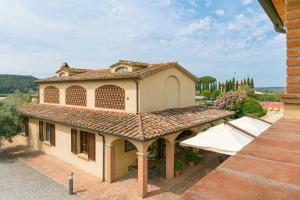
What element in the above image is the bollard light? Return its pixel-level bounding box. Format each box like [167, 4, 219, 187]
[68, 172, 74, 195]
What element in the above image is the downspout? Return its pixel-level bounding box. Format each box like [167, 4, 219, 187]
[97, 132, 105, 182]
[133, 80, 139, 113]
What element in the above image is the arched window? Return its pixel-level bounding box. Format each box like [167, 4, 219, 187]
[115, 66, 129, 72]
[95, 85, 125, 110]
[65, 85, 87, 106]
[44, 86, 59, 104]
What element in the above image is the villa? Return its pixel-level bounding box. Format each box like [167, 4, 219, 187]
[17, 60, 232, 198]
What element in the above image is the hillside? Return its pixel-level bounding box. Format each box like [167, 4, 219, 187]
[0, 74, 38, 94]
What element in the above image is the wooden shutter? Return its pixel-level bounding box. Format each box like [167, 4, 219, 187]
[50, 124, 55, 146]
[38, 121, 43, 141]
[24, 118, 29, 136]
[71, 129, 77, 154]
[88, 133, 95, 161]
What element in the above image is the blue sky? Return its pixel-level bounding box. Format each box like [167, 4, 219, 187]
[0, 0, 285, 87]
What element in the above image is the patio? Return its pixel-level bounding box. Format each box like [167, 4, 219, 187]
[2, 139, 226, 200]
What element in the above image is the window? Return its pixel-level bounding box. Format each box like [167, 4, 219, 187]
[46, 123, 51, 142]
[39, 121, 43, 141]
[23, 118, 29, 136]
[78, 131, 96, 161]
[80, 131, 88, 154]
[115, 66, 128, 72]
[125, 140, 136, 152]
[95, 85, 125, 110]
[65, 85, 87, 106]
[45, 123, 55, 146]
[44, 86, 59, 104]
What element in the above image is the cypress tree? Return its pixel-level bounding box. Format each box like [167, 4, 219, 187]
[250, 78, 254, 88]
[236, 80, 239, 91]
[247, 77, 250, 86]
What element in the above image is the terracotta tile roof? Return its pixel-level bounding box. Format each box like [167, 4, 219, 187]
[110, 60, 148, 68]
[181, 118, 300, 200]
[56, 63, 90, 74]
[17, 104, 232, 141]
[37, 61, 198, 83]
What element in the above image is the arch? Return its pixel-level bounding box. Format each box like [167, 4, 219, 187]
[44, 86, 59, 104]
[65, 85, 87, 106]
[95, 85, 125, 110]
[115, 66, 129, 72]
[111, 138, 138, 180]
[165, 76, 180, 109]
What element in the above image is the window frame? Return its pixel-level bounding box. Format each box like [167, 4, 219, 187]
[45, 123, 51, 142]
[115, 66, 129, 73]
[80, 131, 89, 154]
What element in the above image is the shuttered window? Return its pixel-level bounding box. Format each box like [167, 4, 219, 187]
[80, 131, 88, 154]
[50, 124, 55, 146]
[39, 121, 44, 141]
[24, 118, 29, 136]
[79, 131, 95, 161]
[71, 129, 77, 154]
[46, 123, 55, 146]
[88, 133, 95, 161]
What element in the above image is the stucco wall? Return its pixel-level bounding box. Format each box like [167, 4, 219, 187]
[113, 139, 138, 180]
[139, 67, 196, 112]
[39, 80, 137, 113]
[17, 118, 104, 179]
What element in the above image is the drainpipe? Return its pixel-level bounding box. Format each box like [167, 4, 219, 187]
[133, 80, 139, 113]
[97, 132, 105, 182]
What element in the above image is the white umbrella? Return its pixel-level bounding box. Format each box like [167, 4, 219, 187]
[180, 116, 271, 155]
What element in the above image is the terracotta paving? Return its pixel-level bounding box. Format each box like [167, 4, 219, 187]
[181, 118, 300, 200]
[2, 140, 223, 200]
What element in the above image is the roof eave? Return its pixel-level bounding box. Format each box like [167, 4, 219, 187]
[258, 0, 286, 34]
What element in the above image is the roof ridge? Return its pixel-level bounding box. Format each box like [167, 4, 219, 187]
[138, 114, 146, 140]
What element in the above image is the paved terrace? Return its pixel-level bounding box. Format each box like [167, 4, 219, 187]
[3, 139, 223, 200]
[181, 118, 300, 200]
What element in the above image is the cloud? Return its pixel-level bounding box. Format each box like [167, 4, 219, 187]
[216, 9, 225, 17]
[241, 0, 253, 5]
[0, 0, 285, 86]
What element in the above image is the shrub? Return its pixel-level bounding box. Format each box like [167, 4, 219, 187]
[185, 151, 197, 162]
[201, 90, 211, 100]
[174, 160, 184, 171]
[214, 91, 246, 112]
[239, 98, 267, 118]
[254, 93, 280, 102]
[211, 89, 221, 100]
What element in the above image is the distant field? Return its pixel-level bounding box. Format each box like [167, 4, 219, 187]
[0, 97, 6, 101]
[255, 87, 285, 93]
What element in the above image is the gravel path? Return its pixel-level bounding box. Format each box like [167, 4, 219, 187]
[0, 151, 82, 200]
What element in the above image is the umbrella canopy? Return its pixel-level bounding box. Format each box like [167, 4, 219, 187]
[180, 116, 272, 155]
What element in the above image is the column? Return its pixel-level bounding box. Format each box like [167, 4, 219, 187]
[165, 141, 175, 179]
[137, 152, 148, 198]
[281, 0, 300, 119]
[105, 144, 115, 183]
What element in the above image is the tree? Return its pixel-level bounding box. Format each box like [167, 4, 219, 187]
[238, 98, 267, 118]
[211, 89, 221, 100]
[0, 91, 30, 146]
[0, 104, 24, 145]
[250, 78, 254, 88]
[247, 77, 250, 87]
[197, 76, 217, 93]
[201, 90, 212, 100]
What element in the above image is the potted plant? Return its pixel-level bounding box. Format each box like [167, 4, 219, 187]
[174, 160, 183, 177]
[185, 150, 197, 166]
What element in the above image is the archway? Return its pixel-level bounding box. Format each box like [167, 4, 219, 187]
[111, 139, 138, 181]
[165, 76, 180, 109]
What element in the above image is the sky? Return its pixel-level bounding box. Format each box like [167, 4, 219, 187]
[0, 0, 286, 87]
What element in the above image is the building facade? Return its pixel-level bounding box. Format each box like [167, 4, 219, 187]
[18, 60, 232, 198]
